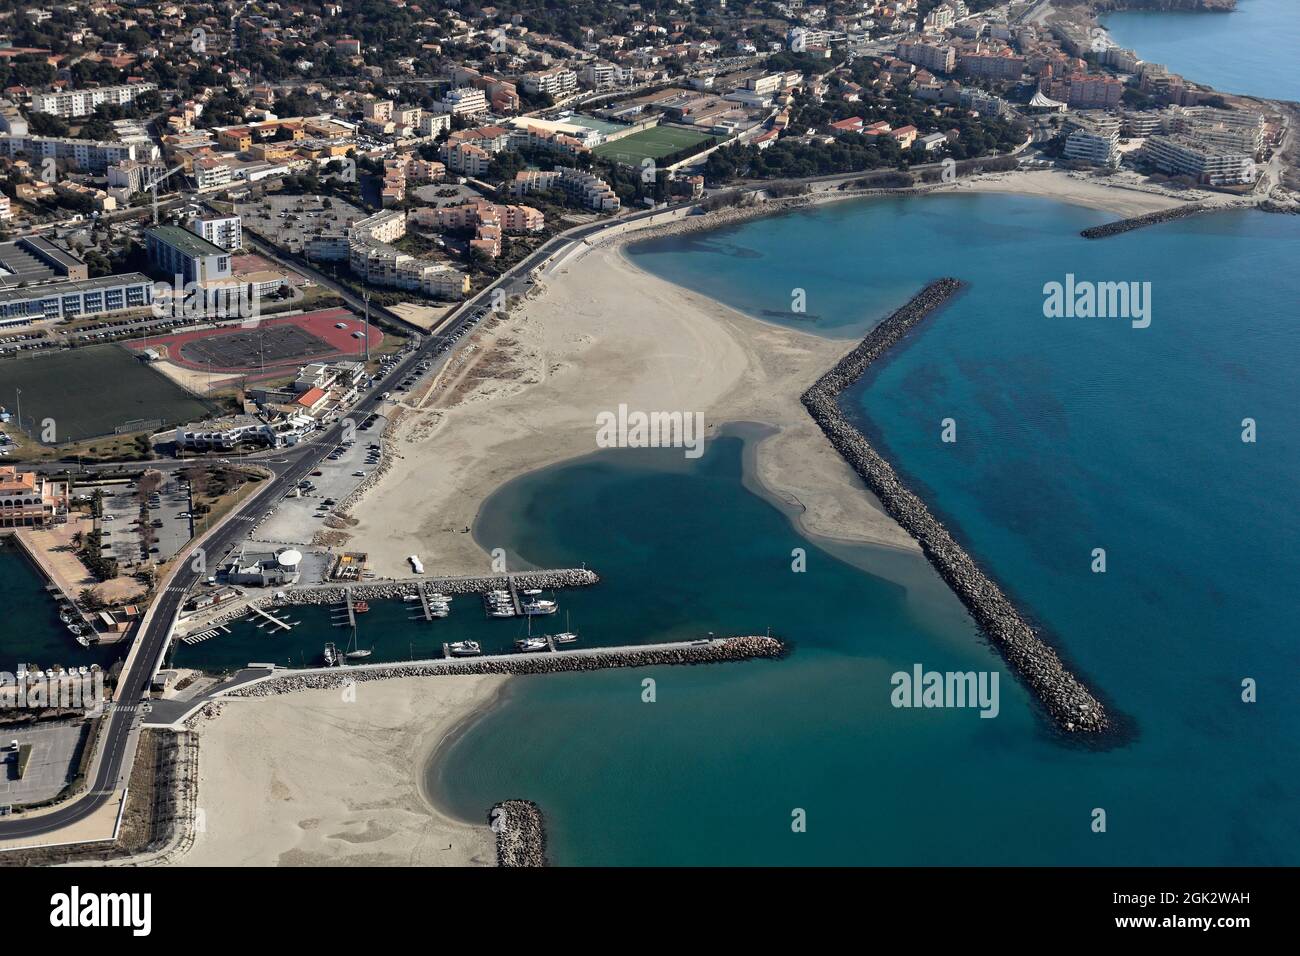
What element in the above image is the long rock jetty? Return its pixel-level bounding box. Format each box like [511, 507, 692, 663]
[491, 800, 547, 867]
[800, 278, 1110, 734]
[223, 636, 785, 696]
[1080, 203, 1208, 239]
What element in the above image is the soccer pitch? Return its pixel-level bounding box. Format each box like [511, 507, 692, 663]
[0, 344, 212, 443]
[593, 126, 714, 166]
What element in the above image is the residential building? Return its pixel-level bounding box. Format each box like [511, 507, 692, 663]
[1141, 134, 1256, 186]
[897, 40, 956, 74]
[510, 167, 620, 212]
[30, 82, 156, 118]
[189, 214, 243, 251]
[1063, 114, 1120, 167]
[436, 87, 488, 116]
[522, 68, 578, 100]
[0, 133, 158, 172]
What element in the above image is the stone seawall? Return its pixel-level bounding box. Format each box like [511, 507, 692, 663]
[800, 279, 1110, 734]
[491, 800, 547, 867]
[223, 636, 784, 696]
[1080, 203, 1209, 239]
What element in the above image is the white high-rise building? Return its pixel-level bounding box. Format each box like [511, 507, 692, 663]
[189, 214, 243, 252]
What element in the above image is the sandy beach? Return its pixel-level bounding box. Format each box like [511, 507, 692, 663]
[176, 166, 1226, 868]
[178, 675, 505, 867]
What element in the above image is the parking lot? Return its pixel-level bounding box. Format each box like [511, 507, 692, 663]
[0, 722, 90, 807]
[99, 473, 192, 567]
[241, 410, 391, 578]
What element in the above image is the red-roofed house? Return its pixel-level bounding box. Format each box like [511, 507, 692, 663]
[295, 386, 329, 414]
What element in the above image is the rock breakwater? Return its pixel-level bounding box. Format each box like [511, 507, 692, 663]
[1080, 203, 1209, 239]
[800, 279, 1110, 734]
[223, 636, 785, 696]
[491, 800, 547, 867]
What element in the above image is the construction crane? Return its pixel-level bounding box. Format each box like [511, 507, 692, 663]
[145, 163, 189, 225]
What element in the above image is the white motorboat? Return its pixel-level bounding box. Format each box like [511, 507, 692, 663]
[449, 641, 481, 657]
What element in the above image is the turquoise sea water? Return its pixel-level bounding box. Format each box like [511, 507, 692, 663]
[430, 194, 1299, 865]
[1103, 0, 1300, 102]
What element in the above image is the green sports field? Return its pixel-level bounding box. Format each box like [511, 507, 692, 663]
[593, 126, 715, 166]
[0, 344, 213, 444]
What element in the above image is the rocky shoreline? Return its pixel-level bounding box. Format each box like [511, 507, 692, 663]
[800, 279, 1111, 734]
[1080, 203, 1211, 238]
[223, 636, 785, 696]
[491, 800, 547, 867]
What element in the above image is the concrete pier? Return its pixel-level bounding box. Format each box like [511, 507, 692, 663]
[801, 278, 1111, 734]
[418, 584, 434, 622]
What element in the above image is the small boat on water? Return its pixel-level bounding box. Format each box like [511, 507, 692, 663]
[323, 642, 340, 667]
[449, 641, 481, 657]
[403, 594, 421, 603]
[345, 648, 372, 660]
[67, 622, 83, 636]
[427, 592, 452, 602]
[514, 637, 548, 653]
[353, 601, 370, 613]
[551, 613, 578, 645]
[75, 634, 91, 648]
[522, 599, 557, 616]
[522, 588, 542, 596]
[59, 608, 75, 624]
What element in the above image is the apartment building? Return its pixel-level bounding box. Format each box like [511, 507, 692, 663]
[411, 199, 544, 259]
[30, 82, 157, 118]
[107, 159, 168, 196]
[522, 68, 578, 100]
[957, 47, 1026, 81]
[1063, 114, 1120, 167]
[437, 87, 489, 116]
[1142, 134, 1256, 186]
[189, 214, 243, 251]
[897, 40, 956, 74]
[193, 156, 234, 189]
[440, 140, 495, 176]
[0, 134, 158, 172]
[1047, 74, 1125, 110]
[510, 167, 620, 212]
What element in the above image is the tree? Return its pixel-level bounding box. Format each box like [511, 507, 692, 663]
[78, 586, 105, 611]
